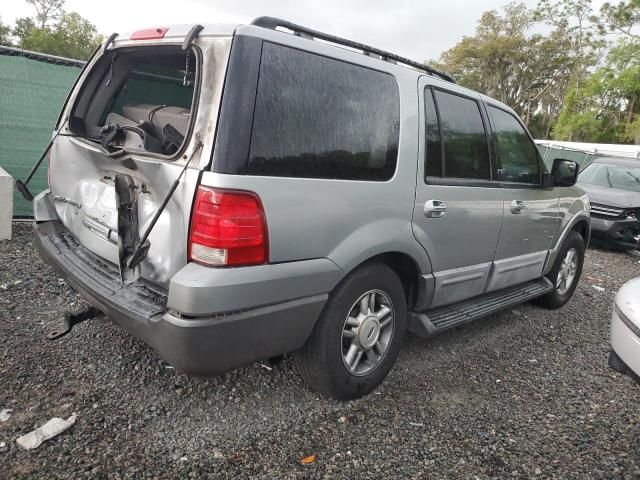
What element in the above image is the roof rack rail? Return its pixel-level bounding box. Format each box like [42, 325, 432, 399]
[251, 16, 455, 84]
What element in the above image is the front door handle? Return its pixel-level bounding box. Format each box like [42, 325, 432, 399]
[511, 199, 526, 214]
[424, 199, 447, 218]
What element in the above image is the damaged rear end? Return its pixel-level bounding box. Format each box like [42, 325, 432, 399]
[38, 25, 231, 287]
[33, 24, 237, 372]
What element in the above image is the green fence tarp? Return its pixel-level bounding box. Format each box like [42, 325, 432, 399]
[0, 49, 83, 217]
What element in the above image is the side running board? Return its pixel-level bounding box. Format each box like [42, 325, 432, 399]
[408, 277, 553, 338]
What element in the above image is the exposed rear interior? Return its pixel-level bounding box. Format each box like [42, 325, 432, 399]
[68, 45, 197, 156]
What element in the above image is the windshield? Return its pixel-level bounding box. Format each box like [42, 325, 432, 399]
[578, 163, 640, 193]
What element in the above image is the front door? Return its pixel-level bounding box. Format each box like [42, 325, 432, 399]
[412, 80, 504, 308]
[483, 104, 560, 291]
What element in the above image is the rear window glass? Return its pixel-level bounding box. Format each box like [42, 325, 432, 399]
[247, 43, 400, 181]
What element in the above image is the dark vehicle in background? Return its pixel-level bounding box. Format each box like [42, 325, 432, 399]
[578, 157, 640, 250]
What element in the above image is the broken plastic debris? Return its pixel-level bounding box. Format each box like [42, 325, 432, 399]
[592, 285, 605, 292]
[16, 414, 77, 450]
[409, 422, 424, 427]
[258, 363, 273, 371]
[300, 454, 316, 464]
[0, 409, 12, 422]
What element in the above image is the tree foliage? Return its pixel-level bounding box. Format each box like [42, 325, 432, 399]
[26, 0, 65, 29]
[0, 18, 12, 46]
[434, 0, 639, 144]
[2, 0, 102, 60]
[432, 2, 576, 138]
[21, 12, 102, 59]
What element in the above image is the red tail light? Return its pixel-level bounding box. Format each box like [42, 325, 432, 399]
[188, 186, 268, 267]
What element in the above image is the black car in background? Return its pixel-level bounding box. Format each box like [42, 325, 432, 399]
[578, 157, 640, 250]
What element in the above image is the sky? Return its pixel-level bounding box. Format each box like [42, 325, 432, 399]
[1, 0, 562, 61]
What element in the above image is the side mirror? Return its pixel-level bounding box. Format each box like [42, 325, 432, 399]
[547, 158, 579, 187]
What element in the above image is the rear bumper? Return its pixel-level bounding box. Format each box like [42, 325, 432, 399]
[590, 217, 640, 249]
[34, 220, 328, 375]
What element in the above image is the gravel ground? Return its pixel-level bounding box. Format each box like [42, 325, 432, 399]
[1, 222, 640, 479]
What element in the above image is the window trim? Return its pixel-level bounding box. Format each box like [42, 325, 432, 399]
[424, 86, 498, 186]
[484, 102, 545, 189]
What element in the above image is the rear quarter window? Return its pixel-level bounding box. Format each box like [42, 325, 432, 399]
[247, 43, 400, 181]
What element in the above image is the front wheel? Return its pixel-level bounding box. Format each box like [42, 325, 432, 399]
[294, 262, 407, 400]
[536, 231, 585, 309]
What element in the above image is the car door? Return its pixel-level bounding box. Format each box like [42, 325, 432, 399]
[412, 80, 504, 308]
[484, 103, 560, 291]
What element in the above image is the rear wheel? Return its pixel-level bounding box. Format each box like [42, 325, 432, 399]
[295, 262, 407, 400]
[536, 231, 585, 309]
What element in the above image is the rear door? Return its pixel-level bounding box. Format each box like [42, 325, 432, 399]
[484, 103, 560, 291]
[413, 80, 503, 308]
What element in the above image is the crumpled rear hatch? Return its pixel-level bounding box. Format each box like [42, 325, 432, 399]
[48, 38, 229, 287]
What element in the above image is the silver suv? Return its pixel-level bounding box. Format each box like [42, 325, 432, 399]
[32, 18, 590, 399]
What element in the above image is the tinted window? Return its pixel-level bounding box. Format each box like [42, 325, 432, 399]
[248, 43, 400, 180]
[425, 88, 443, 177]
[488, 106, 539, 184]
[434, 90, 491, 180]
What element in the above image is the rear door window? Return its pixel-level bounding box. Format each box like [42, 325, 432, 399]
[424, 88, 443, 177]
[432, 90, 491, 180]
[247, 43, 400, 181]
[487, 106, 540, 184]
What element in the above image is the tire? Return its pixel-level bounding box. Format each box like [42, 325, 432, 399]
[294, 262, 407, 400]
[536, 231, 585, 309]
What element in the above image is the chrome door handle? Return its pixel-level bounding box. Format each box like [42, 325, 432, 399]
[424, 199, 447, 218]
[511, 200, 526, 214]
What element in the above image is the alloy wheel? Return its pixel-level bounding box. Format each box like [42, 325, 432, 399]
[341, 289, 395, 376]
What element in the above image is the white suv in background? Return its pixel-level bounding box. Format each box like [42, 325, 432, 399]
[610, 277, 640, 383]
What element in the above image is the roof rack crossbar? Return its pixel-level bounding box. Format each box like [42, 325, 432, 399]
[251, 16, 455, 83]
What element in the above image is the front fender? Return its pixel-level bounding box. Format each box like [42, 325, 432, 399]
[543, 191, 590, 275]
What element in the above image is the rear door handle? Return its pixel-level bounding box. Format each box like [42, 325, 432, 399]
[511, 200, 526, 214]
[424, 199, 447, 218]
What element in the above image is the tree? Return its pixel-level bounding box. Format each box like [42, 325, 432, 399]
[432, 2, 575, 137]
[0, 18, 12, 46]
[26, 0, 65, 29]
[21, 12, 102, 59]
[597, 0, 640, 39]
[553, 38, 640, 143]
[552, 0, 639, 143]
[12, 17, 36, 48]
[533, 0, 610, 140]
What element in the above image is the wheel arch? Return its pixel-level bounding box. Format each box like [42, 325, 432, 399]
[340, 251, 424, 311]
[571, 218, 591, 246]
[543, 210, 590, 276]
